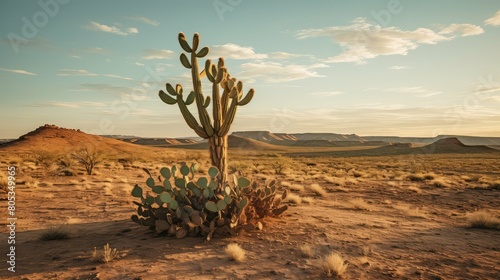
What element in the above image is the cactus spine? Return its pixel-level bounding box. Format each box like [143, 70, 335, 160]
[159, 33, 254, 189]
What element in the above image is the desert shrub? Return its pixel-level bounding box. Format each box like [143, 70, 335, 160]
[321, 253, 348, 277]
[92, 243, 119, 263]
[271, 157, 291, 175]
[225, 243, 246, 262]
[406, 174, 425, 182]
[466, 211, 500, 229]
[40, 225, 70, 241]
[131, 163, 288, 241]
[72, 147, 104, 175]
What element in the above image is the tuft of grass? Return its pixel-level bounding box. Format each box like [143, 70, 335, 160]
[466, 211, 500, 230]
[302, 196, 315, 204]
[406, 174, 425, 182]
[299, 244, 316, 258]
[289, 184, 305, 192]
[349, 198, 372, 211]
[92, 243, 119, 263]
[225, 243, 246, 262]
[40, 225, 70, 241]
[321, 253, 348, 278]
[432, 178, 451, 188]
[407, 186, 422, 194]
[285, 193, 302, 204]
[309, 184, 327, 197]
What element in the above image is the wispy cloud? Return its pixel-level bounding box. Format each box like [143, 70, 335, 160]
[126, 16, 160, 26]
[238, 62, 327, 83]
[268, 51, 313, 60]
[484, 10, 500, 26]
[386, 86, 441, 97]
[57, 69, 133, 81]
[31, 101, 106, 108]
[438, 23, 484, 37]
[58, 69, 97, 76]
[78, 83, 147, 99]
[85, 21, 138, 36]
[0, 67, 37, 76]
[296, 17, 483, 64]
[142, 49, 175, 60]
[388, 66, 413, 70]
[208, 43, 267, 60]
[475, 85, 500, 94]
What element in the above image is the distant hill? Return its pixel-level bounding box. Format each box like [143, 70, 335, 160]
[166, 135, 283, 151]
[286, 137, 499, 157]
[232, 131, 366, 146]
[0, 124, 159, 155]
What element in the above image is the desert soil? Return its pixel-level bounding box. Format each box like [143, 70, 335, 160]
[0, 146, 499, 280]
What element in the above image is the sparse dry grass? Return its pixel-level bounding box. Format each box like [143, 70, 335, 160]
[225, 243, 246, 262]
[309, 183, 327, 197]
[289, 184, 305, 192]
[285, 193, 302, 204]
[302, 196, 314, 204]
[321, 253, 348, 278]
[349, 198, 372, 211]
[394, 205, 427, 218]
[432, 178, 451, 188]
[466, 211, 500, 229]
[407, 185, 422, 194]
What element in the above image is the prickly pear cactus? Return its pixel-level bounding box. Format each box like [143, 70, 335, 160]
[131, 163, 287, 240]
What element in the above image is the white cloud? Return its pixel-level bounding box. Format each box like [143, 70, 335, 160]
[268, 51, 312, 59]
[475, 85, 500, 94]
[296, 17, 483, 64]
[388, 66, 412, 70]
[58, 69, 97, 76]
[127, 27, 139, 34]
[484, 10, 500, 26]
[78, 83, 147, 97]
[85, 21, 138, 36]
[142, 49, 175, 60]
[438, 23, 484, 37]
[0, 67, 37, 76]
[208, 43, 267, 60]
[31, 101, 106, 108]
[386, 86, 441, 97]
[135, 62, 145, 67]
[126, 16, 160, 26]
[238, 61, 326, 83]
[104, 74, 133, 81]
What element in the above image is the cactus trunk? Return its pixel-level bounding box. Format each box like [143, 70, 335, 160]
[208, 134, 228, 190]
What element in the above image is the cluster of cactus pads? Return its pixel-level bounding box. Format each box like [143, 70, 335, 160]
[131, 163, 288, 240]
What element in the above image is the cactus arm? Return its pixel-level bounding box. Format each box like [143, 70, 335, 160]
[238, 88, 254, 106]
[218, 88, 239, 136]
[176, 93, 207, 138]
[188, 34, 214, 137]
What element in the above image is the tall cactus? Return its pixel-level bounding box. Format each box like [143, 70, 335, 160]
[159, 33, 254, 189]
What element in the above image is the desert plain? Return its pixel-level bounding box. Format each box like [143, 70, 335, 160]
[0, 125, 499, 280]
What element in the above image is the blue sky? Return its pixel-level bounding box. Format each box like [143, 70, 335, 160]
[1, 0, 499, 138]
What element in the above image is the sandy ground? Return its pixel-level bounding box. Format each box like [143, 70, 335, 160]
[0, 139, 499, 279]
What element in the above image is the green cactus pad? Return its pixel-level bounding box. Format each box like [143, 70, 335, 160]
[166, 83, 177, 96]
[216, 200, 227, 211]
[175, 178, 186, 189]
[169, 199, 179, 210]
[163, 180, 172, 190]
[224, 195, 231, 205]
[185, 91, 196, 105]
[152, 185, 164, 194]
[159, 90, 177, 105]
[131, 185, 143, 198]
[208, 167, 219, 178]
[180, 53, 191, 69]
[238, 197, 248, 209]
[131, 215, 139, 224]
[197, 177, 208, 189]
[205, 201, 218, 212]
[237, 177, 251, 188]
[145, 196, 155, 206]
[197, 46, 209, 58]
[180, 165, 190, 176]
[208, 181, 217, 190]
[160, 167, 171, 179]
[178, 33, 192, 52]
[160, 193, 172, 203]
[203, 188, 210, 198]
[146, 177, 155, 188]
